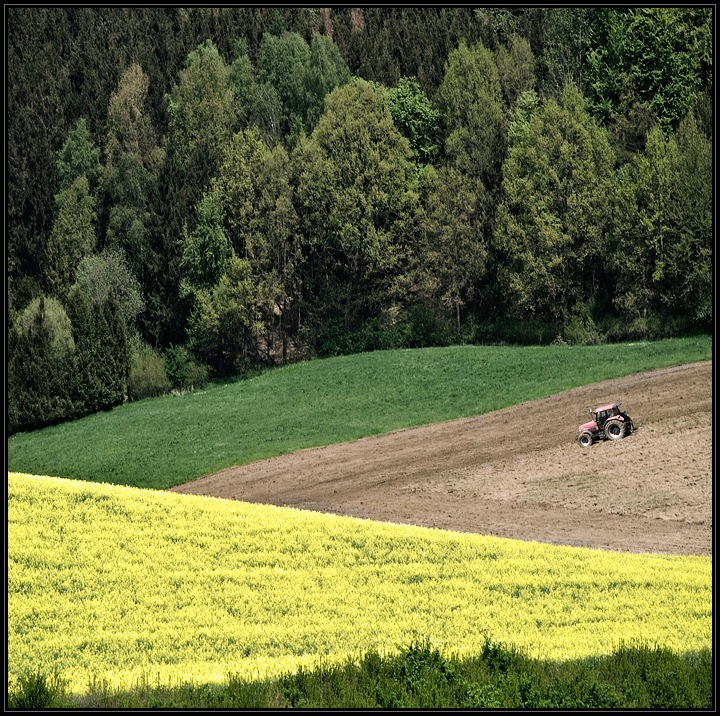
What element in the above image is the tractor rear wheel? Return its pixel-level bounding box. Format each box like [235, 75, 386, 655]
[605, 420, 625, 440]
[578, 432, 594, 448]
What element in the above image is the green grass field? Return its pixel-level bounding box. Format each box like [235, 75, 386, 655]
[7, 336, 712, 489]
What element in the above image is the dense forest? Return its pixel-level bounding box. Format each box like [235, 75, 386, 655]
[7, 7, 713, 434]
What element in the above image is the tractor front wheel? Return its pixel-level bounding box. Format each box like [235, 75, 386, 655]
[605, 420, 625, 440]
[578, 432, 594, 448]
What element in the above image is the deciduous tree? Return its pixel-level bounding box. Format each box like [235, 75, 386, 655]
[494, 83, 615, 329]
[386, 76, 439, 165]
[420, 165, 488, 333]
[292, 78, 417, 351]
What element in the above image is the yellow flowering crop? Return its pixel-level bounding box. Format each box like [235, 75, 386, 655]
[8, 472, 711, 695]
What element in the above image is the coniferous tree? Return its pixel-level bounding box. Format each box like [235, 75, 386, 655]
[8, 297, 78, 434]
[67, 287, 129, 412]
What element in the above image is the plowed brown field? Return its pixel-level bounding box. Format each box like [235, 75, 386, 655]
[170, 361, 712, 556]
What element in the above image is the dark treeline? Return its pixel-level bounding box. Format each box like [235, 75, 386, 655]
[7, 7, 713, 434]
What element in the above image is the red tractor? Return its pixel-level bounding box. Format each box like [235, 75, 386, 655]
[577, 402, 634, 447]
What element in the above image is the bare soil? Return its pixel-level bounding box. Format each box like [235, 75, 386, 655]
[169, 361, 712, 556]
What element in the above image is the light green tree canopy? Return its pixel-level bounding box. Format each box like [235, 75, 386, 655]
[14, 295, 75, 357]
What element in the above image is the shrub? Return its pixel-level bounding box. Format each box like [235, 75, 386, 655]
[561, 314, 604, 345]
[127, 338, 170, 401]
[186, 357, 209, 390]
[7, 670, 68, 709]
[164, 345, 189, 390]
[164, 345, 208, 392]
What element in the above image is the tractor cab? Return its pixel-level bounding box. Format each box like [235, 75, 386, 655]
[592, 403, 621, 431]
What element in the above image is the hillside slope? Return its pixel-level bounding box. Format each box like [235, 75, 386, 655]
[170, 361, 712, 556]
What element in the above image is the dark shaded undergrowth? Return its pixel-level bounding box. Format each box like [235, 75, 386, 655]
[8, 638, 712, 709]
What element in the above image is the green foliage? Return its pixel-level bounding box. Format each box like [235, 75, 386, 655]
[539, 9, 592, 99]
[101, 62, 163, 310]
[5, 8, 714, 413]
[594, 642, 712, 709]
[72, 247, 145, 329]
[435, 39, 506, 192]
[585, 8, 712, 133]
[163, 345, 188, 391]
[180, 189, 230, 290]
[386, 76, 439, 164]
[127, 338, 171, 401]
[13, 296, 75, 356]
[56, 117, 101, 192]
[164, 345, 208, 392]
[104, 152, 154, 214]
[494, 82, 615, 324]
[420, 164, 488, 333]
[212, 126, 290, 271]
[257, 31, 310, 143]
[293, 78, 418, 348]
[605, 113, 711, 332]
[305, 33, 351, 130]
[8, 296, 78, 434]
[660, 112, 712, 327]
[495, 34, 536, 108]
[164, 38, 237, 240]
[186, 253, 263, 375]
[45, 175, 97, 300]
[67, 288, 129, 413]
[29, 641, 711, 708]
[104, 63, 164, 174]
[7, 670, 68, 709]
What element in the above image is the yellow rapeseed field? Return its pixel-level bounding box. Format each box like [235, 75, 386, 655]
[8, 472, 711, 695]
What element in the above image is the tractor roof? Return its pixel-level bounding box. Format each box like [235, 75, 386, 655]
[594, 402, 619, 412]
